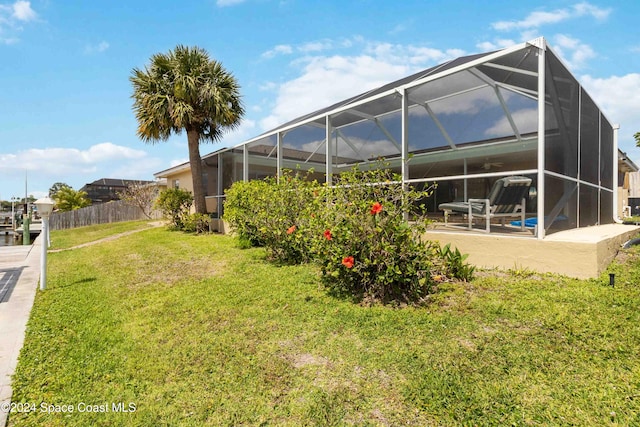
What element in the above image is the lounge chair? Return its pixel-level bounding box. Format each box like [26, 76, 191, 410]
[438, 176, 532, 233]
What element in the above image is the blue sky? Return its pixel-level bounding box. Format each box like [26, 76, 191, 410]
[0, 0, 639, 200]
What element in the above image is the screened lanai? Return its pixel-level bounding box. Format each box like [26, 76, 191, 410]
[182, 37, 618, 240]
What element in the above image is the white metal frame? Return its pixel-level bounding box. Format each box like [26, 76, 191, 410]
[156, 37, 619, 240]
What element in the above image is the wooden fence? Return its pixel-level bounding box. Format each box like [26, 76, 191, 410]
[49, 200, 162, 230]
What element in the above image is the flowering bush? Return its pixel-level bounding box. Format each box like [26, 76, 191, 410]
[224, 164, 474, 303]
[304, 166, 443, 302]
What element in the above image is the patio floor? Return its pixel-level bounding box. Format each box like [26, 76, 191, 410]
[425, 222, 640, 279]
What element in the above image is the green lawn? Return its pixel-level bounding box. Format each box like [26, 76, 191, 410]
[48, 220, 158, 250]
[8, 223, 640, 426]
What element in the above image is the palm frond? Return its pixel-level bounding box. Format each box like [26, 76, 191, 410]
[130, 44, 244, 144]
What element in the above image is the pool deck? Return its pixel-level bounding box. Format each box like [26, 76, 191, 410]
[425, 222, 640, 278]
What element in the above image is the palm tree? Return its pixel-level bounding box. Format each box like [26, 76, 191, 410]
[53, 187, 91, 212]
[130, 45, 244, 214]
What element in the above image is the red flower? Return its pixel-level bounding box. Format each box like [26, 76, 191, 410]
[342, 256, 354, 269]
[324, 229, 332, 240]
[286, 225, 296, 234]
[370, 202, 383, 215]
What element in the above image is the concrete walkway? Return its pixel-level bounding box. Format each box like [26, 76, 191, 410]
[0, 237, 41, 427]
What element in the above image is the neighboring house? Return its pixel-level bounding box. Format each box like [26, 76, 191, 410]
[154, 37, 637, 239]
[154, 153, 231, 216]
[80, 178, 155, 204]
[618, 152, 640, 216]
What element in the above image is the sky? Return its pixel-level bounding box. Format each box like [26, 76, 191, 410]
[0, 0, 639, 200]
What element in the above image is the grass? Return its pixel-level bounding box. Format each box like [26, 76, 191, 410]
[48, 220, 157, 250]
[7, 222, 640, 425]
[623, 216, 640, 225]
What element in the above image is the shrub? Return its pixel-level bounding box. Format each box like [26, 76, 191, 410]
[223, 180, 270, 246]
[155, 188, 193, 229]
[224, 170, 319, 263]
[305, 166, 441, 303]
[436, 243, 475, 282]
[223, 163, 475, 304]
[182, 213, 212, 234]
[257, 170, 320, 263]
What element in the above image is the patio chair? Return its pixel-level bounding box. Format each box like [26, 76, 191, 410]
[438, 176, 532, 233]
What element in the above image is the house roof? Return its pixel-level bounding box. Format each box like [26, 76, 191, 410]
[153, 146, 231, 178]
[619, 150, 640, 173]
[155, 37, 630, 181]
[82, 178, 154, 188]
[254, 50, 497, 140]
[154, 162, 192, 178]
[239, 40, 540, 148]
[153, 47, 507, 178]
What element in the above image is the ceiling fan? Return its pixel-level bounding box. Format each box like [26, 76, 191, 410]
[480, 162, 504, 170]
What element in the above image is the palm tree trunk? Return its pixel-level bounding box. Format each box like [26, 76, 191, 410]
[187, 129, 207, 214]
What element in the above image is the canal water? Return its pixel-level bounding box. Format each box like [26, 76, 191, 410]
[1, 231, 21, 246]
[0, 216, 21, 246]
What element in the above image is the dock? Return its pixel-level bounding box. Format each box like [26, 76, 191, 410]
[13, 222, 41, 240]
[0, 224, 13, 234]
[0, 220, 41, 242]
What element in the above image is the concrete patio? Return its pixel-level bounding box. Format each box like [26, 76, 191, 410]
[425, 222, 640, 278]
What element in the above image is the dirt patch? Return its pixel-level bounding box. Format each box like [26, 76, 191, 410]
[291, 353, 330, 369]
[612, 248, 638, 265]
[50, 222, 165, 253]
[126, 257, 227, 288]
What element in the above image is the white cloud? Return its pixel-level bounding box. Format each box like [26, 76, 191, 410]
[0, 0, 37, 43]
[389, 22, 409, 35]
[222, 118, 257, 147]
[85, 142, 146, 161]
[216, 0, 245, 6]
[257, 40, 468, 132]
[364, 43, 463, 66]
[259, 81, 277, 91]
[261, 44, 293, 59]
[492, 10, 570, 31]
[109, 157, 165, 180]
[84, 41, 110, 54]
[479, 34, 596, 72]
[0, 143, 158, 197]
[484, 108, 538, 137]
[482, 2, 609, 70]
[491, 2, 610, 31]
[340, 38, 355, 48]
[299, 40, 333, 53]
[261, 36, 372, 61]
[293, 136, 399, 161]
[552, 34, 595, 70]
[0, 36, 19, 44]
[580, 73, 640, 152]
[169, 158, 188, 168]
[262, 40, 336, 59]
[0, 142, 147, 176]
[11, 0, 35, 21]
[573, 2, 611, 20]
[476, 39, 517, 51]
[259, 54, 410, 131]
